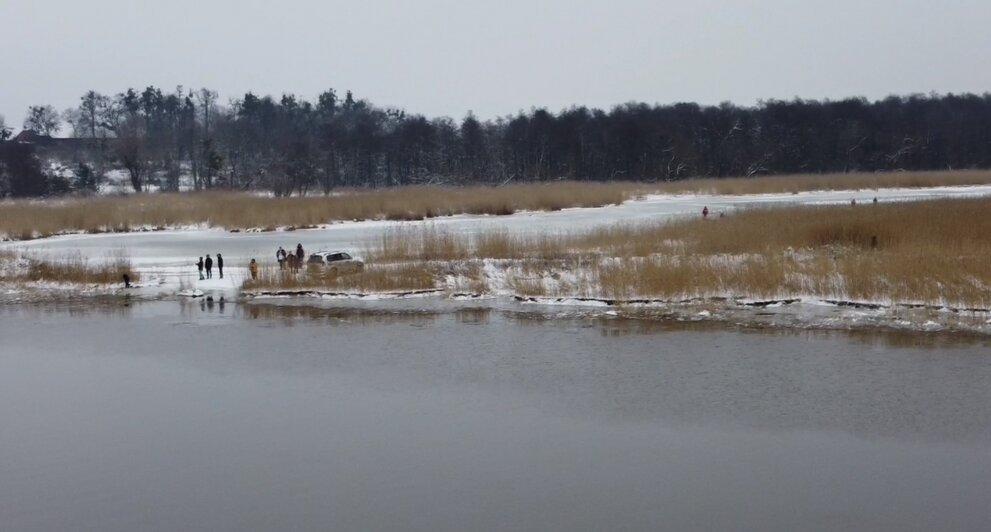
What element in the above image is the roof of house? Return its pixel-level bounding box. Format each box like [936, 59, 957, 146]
[13, 130, 53, 144]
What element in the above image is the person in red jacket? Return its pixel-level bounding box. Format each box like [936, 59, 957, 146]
[702, 206, 709, 218]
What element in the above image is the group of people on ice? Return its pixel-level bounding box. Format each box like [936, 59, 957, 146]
[193, 244, 305, 283]
[195, 254, 224, 280]
[277, 244, 306, 273]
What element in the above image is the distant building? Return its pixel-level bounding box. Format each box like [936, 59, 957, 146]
[10, 130, 101, 161]
[12, 129, 52, 144]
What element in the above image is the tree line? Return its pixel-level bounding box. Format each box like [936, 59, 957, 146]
[2, 88, 991, 196]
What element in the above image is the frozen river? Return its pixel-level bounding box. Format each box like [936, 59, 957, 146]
[1, 300, 990, 531]
[4, 185, 990, 302]
[5, 185, 991, 269]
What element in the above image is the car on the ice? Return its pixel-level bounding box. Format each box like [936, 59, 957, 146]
[307, 250, 364, 275]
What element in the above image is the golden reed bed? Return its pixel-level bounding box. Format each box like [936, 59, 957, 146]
[3, 170, 991, 240]
[353, 196, 991, 308]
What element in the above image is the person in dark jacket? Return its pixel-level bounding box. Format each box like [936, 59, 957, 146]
[205, 254, 213, 279]
[296, 243, 305, 263]
[196, 257, 204, 280]
[217, 254, 224, 279]
[702, 206, 709, 218]
[277, 246, 287, 270]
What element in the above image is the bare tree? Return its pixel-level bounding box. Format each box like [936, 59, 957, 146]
[67, 91, 111, 138]
[116, 118, 147, 192]
[23, 105, 62, 136]
[0, 115, 11, 140]
[196, 88, 218, 136]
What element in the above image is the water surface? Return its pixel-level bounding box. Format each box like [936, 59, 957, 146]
[1, 301, 989, 531]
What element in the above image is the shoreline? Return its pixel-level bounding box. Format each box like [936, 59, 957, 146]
[5, 284, 990, 337]
[5, 184, 991, 336]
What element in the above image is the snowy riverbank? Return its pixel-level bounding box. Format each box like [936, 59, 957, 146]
[4, 185, 991, 334]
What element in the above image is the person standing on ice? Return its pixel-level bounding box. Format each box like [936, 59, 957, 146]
[277, 246, 287, 270]
[249, 259, 258, 280]
[217, 253, 224, 279]
[196, 257, 204, 280]
[702, 206, 709, 218]
[295, 243, 305, 264]
[205, 254, 214, 279]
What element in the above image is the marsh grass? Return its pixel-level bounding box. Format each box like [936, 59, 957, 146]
[0, 250, 137, 285]
[242, 263, 438, 293]
[648, 169, 991, 195]
[447, 260, 489, 294]
[0, 182, 633, 240]
[4, 170, 991, 241]
[360, 197, 991, 307]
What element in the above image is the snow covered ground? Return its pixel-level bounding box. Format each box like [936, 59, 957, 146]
[3, 185, 991, 333]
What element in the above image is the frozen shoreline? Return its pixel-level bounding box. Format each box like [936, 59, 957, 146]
[4, 184, 991, 334]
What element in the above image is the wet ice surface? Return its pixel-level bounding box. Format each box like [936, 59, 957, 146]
[6, 185, 991, 267]
[4, 185, 991, 316]
[1, 301, 989, 532]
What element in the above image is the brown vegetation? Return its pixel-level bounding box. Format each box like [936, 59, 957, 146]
[242, 263, 438, 293]
[3, 170, 991, 241]
[0, 250, 137, 285]
[361, 197, 991, 308]
[0, 182, 634, 240]
[649, 169, 991, 196]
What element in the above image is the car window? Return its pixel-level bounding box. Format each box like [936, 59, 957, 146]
[340, 252, 352, 260]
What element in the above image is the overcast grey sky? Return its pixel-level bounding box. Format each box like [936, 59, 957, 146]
[2, 0, 990, 131]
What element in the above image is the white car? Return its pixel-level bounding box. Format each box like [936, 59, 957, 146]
[306, 250, 364, 275]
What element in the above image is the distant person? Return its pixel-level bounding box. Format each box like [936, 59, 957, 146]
[249, 259, 259, 280]
[277, 246, 288, 270]
[702, 206, 709, 219]
[205, 254, 213, 279]
[196, 256, 204, 280]
[851, 198, 857, 206]
[122, 273, 131, 288]
[873, 197, 878, 204]
[296, 243, 305, 263]
[217, 253, 224, 279]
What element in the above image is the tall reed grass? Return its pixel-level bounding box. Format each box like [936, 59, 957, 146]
[0, 250, 137, 285]
[3, 170, 990, 241]
[360, 197, 991, 308]
[242, 263, 437, 293]
[0, 182, 633, 240]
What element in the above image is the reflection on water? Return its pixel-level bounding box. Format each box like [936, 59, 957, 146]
[455, 307, 492, 325]
[6, 298, 991, 351]
[242, 301, 441, 327]
[1, 301, 990, 532]
[0, 299, 135, 319]
[844, 326, 991, 350]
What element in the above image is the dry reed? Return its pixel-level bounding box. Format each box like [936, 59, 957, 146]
[648, 169, 991, 196]
[360, 197, 991, 308]
[0, 250, 137, 285]
[242, 263, 438, 293]
[4, 170, 990, 241]
[0, 182, 633, 240]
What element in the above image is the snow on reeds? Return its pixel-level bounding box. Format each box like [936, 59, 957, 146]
[5, 170, 991, 241]
[242, 263, 437, 293]
[358, 196, 991, 308]
[0, 182, 633, 241]
[0, 249, 137, 285]
[650, 169, 991, 196]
